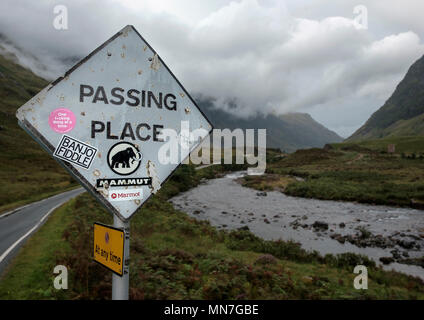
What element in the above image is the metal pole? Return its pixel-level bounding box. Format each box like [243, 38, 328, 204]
[112, 214, 130, 300]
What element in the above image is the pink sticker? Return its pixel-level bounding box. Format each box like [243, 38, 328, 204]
[49, 108, 76, 133]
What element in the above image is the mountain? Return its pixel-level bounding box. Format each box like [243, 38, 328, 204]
[0, 52, 77, 210]
[349, 54, 424, 141]
[0, 43, 342, 156]
[0, 33, 80, 80]
[198, 98, 343, 152]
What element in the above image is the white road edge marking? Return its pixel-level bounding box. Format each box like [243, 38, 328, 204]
[0, 188, 83, 219]
[0, 204, 31, 219]
[0, 202, 63, 264]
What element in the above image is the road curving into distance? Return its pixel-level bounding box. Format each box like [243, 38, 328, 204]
[0, 188, 84, 275]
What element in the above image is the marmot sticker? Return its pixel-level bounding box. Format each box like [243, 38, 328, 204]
[107, 141, 142, 176]
[109, 188, 143, 202]
[54, 134, 97, 169]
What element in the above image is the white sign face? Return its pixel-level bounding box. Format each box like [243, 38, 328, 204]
[16, 25, 213, 221]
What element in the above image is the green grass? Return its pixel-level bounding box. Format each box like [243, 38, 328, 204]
[243, 139, 424, 208]
[1, 164, 423, 300]
[0, 54, 78, 212]
[333, 136, 424, 155]
[0, 200, 75, 299]
[0, 186, 80, 214]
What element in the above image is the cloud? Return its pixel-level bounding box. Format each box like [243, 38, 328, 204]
[0, 0, 423, 136]
[292, 31, 424, 107]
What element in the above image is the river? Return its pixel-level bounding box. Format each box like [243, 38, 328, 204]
[170, 172, 424, 280]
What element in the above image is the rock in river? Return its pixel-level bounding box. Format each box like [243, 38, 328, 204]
[313, 221, 329, 231]
[380, 257, 395, 265]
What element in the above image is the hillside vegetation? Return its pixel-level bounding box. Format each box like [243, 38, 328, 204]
[1, 164, 423, 300]
[242, 137, 424, 209]
[198, 98, 342, 153]
[0, 54, 77, 212]
[339, 136, 424, 155]
[349, 54, 424, 140]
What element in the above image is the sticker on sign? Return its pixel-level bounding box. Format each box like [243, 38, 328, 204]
[49, 108, 76, 133]
[15, 25, 213, 221]
[96, 177, 151, 188]
[109, 188, 143, 202]
[54, 135, 97, 169]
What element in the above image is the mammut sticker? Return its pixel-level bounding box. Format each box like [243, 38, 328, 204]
[107, 141, 142, 176]
[96, 177, 152, 188]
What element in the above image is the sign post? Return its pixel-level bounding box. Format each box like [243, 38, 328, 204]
[16, 25, 213, 299]
[111, 215, 129, 300]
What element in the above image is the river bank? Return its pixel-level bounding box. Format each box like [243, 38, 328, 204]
[257, 145, 424, 210]
[2, 164, 424, 299]
[170, 171, 424, 280]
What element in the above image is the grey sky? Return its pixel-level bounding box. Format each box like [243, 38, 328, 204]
[0, 0, 423, 137]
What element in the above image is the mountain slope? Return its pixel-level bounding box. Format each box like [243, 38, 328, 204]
[0, 33, 79, 80]
[0, 54, 77, 211]
[349, 54, 424, 141]
[198, 98, 343, 152]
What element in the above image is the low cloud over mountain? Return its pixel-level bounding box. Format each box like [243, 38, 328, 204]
[1, 0, 423, 137]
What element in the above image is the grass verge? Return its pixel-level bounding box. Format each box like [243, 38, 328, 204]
[0, 185, 80, 215]
[0, 200, 75, 299]
[242, 140, 424, 209]
[0, 164, 423, 300]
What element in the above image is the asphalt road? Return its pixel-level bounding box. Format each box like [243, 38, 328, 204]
[0, 188, 84, 275]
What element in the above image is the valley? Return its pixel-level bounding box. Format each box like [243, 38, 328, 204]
[1, 29, 424, 301]
[242, 140, 424, 209]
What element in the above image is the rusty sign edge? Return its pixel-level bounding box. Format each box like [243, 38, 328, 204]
[15, 25, 214, 222]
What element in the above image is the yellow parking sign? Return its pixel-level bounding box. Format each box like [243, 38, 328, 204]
[93, 223, 125, 276]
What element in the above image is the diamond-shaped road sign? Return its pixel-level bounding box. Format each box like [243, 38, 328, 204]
[16, 25, 213, 221]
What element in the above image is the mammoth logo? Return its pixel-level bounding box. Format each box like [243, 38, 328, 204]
[107, 142, 142, 175]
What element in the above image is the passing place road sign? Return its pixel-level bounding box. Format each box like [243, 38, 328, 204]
[16, 25, 213, 221]
[93, 223, 125, 276]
